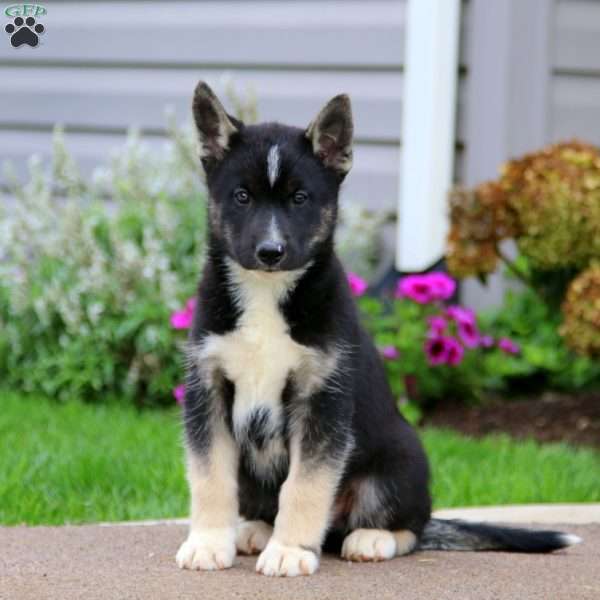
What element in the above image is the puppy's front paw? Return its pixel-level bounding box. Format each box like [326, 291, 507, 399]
[341, 528, 396, 562]
[236, 519, 273, 555]
[256, 539, 319, 577]
[176, 528, 236, 571]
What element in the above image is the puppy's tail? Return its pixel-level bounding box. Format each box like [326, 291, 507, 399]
[419, 518, 581, 553]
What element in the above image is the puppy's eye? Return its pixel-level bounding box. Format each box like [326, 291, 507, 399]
[292, 190, 309, 206]
[233, 188, 251, 206]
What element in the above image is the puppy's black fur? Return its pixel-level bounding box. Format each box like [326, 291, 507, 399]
[179, 82, 578, 574]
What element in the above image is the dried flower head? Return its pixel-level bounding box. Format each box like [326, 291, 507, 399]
[447, 141, 600, 277]
[561, 264, 600, 356]
[501, 141, 600, 269]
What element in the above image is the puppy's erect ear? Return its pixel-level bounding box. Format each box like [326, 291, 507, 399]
[192, 81, 240, 169]
[306, 94, 353, 178]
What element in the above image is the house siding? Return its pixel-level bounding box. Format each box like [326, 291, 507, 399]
[0, 0, 408, 210]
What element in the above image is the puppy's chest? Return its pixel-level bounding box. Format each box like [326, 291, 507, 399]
[204, 305, 303, 476]
[195, 268, 340, 477]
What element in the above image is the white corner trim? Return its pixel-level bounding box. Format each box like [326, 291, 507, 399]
[396, 0, 461, 271]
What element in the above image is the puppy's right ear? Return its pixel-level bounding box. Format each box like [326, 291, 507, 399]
[192, 81, 240, 171]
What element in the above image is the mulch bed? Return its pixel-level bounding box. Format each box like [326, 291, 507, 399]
[422, 392, 600, 449]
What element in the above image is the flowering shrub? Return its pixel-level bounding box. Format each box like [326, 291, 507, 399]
[0, 125, 206, 406]
[447, 141, 600, 357]
[352, 271, 600, 413]
[354, 272, 523, 407]
[560, 264, 600, 357]
[0, 105, 388, 406]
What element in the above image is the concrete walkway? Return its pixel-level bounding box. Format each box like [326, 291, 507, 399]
[1, 517, 599, 599]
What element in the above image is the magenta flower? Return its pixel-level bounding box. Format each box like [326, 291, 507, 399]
[396, 272, 456, 304]
[446, 305, 479, 348]
[445, 337, 465, 366]
[396, 275, 434, 304]
[173, 384, 185, 405]
[427, 272, 456, 301]
[170, 297, 197, 330]
[427, 315, 448, 334]
[186, 297, 197, 313]
[457, 320, 479, 348]
[424, 336, 451, 365]
[498, 337, 520, 355]
[381, 345, 400, 360]
[479, 335, 494, 348]
[446, 305, 475, 324]
[348, 272, 368, 297]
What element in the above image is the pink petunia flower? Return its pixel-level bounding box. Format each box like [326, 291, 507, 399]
[381, 345, 400, 360]
[427, 272, 457, 301]
[424, 336, 451, 365]
[446, 305, 479, 348]
[427, 315, 448, 335]
[396, 275, 434, 304]
[457, 320, 479, 348]
[170, 296, 197, 330]
[445, 337, 465, 366]
[446, 305, 476, 325]
[479, 335, 494, 348]
[498, 337, 520, 355]
[170, 310, 193, 329]
[396, 272, 456, 304]
[185, 297, 197, 313]
[173, 384, 186, 405]
[348, 272, 368, 297]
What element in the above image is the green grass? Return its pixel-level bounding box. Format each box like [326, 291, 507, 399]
[1, 390, 599, 525]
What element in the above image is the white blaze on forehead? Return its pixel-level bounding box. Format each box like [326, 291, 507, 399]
[267, 144, 280, 187]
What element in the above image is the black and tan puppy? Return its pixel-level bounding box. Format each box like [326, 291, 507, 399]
[176, 82, 579, 577]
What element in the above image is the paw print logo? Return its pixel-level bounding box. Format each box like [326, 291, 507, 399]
[5, 16, 45, 48]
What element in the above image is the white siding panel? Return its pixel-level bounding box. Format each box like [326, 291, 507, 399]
[551, 75, 600, 144]
[554, 0, 600, 73]
[551, 1, 600, 144]
[0, 67, 403, 143]
[0, 1, 406, 67]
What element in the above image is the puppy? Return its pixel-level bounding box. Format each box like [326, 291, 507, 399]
[176, 82, 579, 577]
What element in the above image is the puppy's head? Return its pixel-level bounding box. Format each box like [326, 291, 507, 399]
[192, 81, 353, 272]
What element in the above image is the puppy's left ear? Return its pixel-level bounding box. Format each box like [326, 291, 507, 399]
[306, 94, 353, 179]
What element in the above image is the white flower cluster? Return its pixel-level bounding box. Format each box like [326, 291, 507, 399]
[2, 123, 204, 323]
[0, 122, 208, 400]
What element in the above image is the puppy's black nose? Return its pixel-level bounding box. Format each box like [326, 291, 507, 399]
[256, 241, 285, 267]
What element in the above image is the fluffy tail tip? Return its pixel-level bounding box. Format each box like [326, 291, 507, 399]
[560, 533, 582, 547]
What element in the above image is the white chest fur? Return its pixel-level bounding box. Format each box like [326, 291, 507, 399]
[192, 262, 340, 452]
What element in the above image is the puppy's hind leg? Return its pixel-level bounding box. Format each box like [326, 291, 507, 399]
[338, 472, 425, 562]
[236, 519, 273, 555]
[341, 528, 417, 562]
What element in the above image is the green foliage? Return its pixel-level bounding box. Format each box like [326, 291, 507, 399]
[359, 287, 599, 413]
[359, 297, 474, 403]
[0, 126, 206, 406]
[2, 390, 597, 525]
[479, 287, 600, 392]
